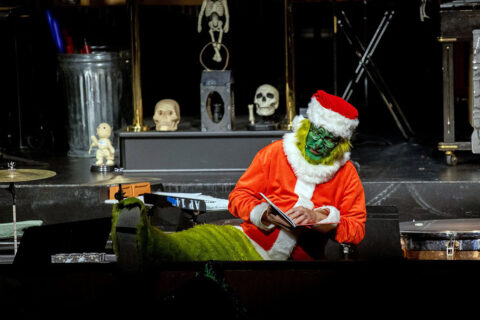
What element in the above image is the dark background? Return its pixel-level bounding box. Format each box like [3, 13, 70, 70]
[0, 0, 460, 156]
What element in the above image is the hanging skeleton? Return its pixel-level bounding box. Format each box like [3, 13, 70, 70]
[197, 0, 230, 63]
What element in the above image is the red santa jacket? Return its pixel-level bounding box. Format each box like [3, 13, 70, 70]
[228, 128, 366, 260]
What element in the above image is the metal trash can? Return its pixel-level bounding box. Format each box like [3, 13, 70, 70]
[57, 52, 126, 157]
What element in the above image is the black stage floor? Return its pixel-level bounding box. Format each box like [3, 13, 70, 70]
[0, 259, 479, 318]
[1, 137, 480, 226]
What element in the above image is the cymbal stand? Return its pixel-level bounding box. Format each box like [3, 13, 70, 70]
[7, 182, 17, 254]
[113, 167, 125, 201]
[5, 161, 18, 254]
[115, 184, 125, 201]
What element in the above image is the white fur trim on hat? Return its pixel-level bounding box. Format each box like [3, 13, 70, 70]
[306, 97, 359, 139]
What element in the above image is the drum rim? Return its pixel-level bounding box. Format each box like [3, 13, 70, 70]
[400, 218, 480, 237]
[400, 230, 480, 239]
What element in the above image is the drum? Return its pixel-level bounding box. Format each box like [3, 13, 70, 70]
[400, 219, 480, 260]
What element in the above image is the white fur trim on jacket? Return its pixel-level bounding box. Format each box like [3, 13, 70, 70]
[293, 178, 315, 209]
[267, 229, 299, 260]
[315, 205, 340, 225]
[282, 127, 350, 185]
[234, 226, 271, 260]
[306, 97, 359, 139]
[249, 202, 275, 231]
[238, 226, 299, 260]
[248, 203, 299, 260]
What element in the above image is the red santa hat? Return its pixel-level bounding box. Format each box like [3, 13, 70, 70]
[306, 90, 359, 139]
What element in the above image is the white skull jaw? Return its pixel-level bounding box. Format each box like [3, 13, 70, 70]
[153, 100, 180, 131]
[254, 84, 279, 117]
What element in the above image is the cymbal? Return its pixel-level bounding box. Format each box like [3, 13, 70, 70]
[83, 174, 162, 186]
[0, 169, 56, 183]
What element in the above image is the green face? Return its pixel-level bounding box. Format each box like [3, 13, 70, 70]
[305, 126, 340, 161]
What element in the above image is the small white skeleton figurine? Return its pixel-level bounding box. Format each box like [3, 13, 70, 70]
[197, 0, 230, 62]
[88, 122, 115, 166]
[153, 99, 181, 131]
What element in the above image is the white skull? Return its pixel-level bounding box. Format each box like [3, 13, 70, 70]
[254, 84, 279, 117]
[153, 99, 180, 131]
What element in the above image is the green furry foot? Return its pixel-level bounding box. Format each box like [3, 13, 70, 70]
[111, 197, 148, 271]
[112, 197, 263, 269]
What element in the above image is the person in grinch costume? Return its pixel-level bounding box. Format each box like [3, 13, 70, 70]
[112, 90, 366, 269]
[228, 89, 366, 260]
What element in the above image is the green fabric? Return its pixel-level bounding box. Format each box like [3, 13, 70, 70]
[295, 118, 351, 165]
[0, 220, 43, 239]
[146, 223, 263, 264]
[112, 198, 263, 266]
[111, 196, 146, 257]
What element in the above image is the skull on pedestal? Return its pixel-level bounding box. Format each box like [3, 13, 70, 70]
[254, 84, 279, 117]
[153, 99, 181, 131]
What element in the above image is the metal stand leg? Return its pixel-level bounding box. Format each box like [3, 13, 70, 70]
[333, 0, 338, 95]
[338, 10, 414, 140]
[115, 183, 125, 201]
[443, 42, 455, 144]
[340, 243, 352, 260]
[438, 41, 461, 165]
[341, 11, 392, 101]
[471, 30, 480, 153]
[8, 182, 17, 255]
[437, 37, 477, 163]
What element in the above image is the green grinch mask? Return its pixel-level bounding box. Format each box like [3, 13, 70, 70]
[295, 119, 352, 165]
[305, 125, 340, 160]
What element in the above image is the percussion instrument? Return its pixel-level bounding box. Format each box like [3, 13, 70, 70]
[0, 162, 56, 254]
[83, 174, 162, 187]
[0, 168, 56, 182]
[400, 219, 480, 260]
[83, 173, 162, 201]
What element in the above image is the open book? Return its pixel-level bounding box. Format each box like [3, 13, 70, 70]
[259, 192, 336, 228]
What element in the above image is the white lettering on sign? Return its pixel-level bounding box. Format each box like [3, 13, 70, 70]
[168, 197, 206, 212]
